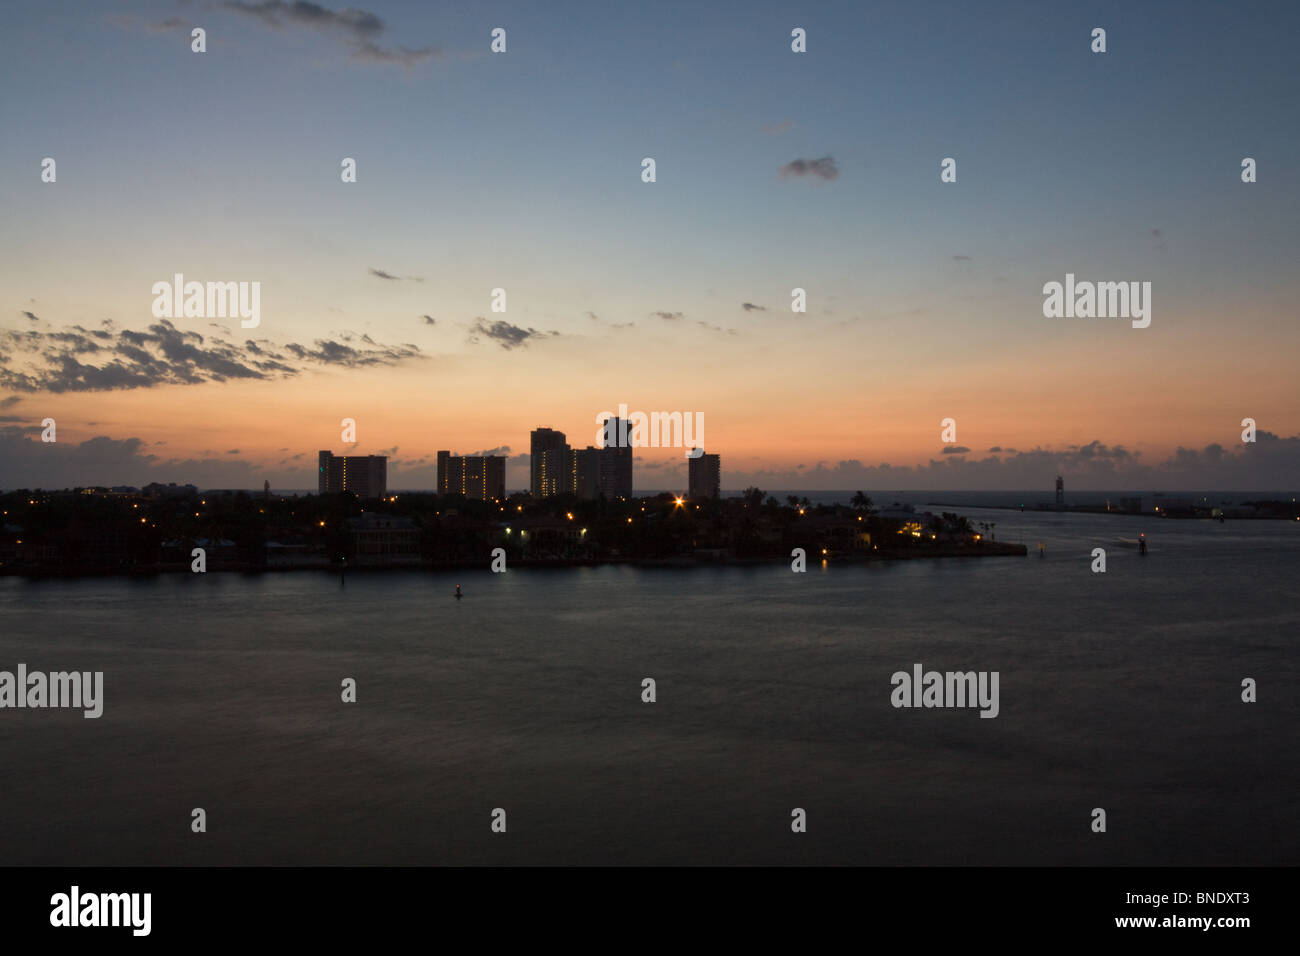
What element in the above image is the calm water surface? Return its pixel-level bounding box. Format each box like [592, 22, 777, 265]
[1, 509, 1295, 864]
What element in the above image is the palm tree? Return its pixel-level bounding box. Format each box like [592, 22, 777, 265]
[851, 490, 874, 514]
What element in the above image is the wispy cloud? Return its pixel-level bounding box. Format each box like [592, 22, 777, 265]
[0, 320, 422, 393]
[218, 1, 439, 67]
[741, 302, 767, 312]
[652, 311, 683, 321]
[779, 156, 838, 180]
[763, 119, 793, 135]
[146, 17, 189, 33]
[370, 267, 423, 282]
[467, 318, 556, 350]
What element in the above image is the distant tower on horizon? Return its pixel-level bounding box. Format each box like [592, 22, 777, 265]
[689, 452, 721, 500]
[1055, 474, 1065, 509]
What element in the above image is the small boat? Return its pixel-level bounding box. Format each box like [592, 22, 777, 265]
[1117, 535, 1148, 554]
[454, 584, 463, 599]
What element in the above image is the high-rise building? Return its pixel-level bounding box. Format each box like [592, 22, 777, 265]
[437, 451, 506, 501]
[688, 452, 721, 499]
[318, 451, 387, 499]
[570, 446, 601, 500]
[537, 447, 569, 498]
[597, 417, 633, 500]
[531, 428, 568, 497]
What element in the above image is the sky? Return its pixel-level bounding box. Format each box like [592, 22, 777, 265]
[1, 0, 1297, 492]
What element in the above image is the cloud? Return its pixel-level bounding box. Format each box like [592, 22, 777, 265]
[422, 315, 436, 325]
[763, 120, 793, 135]
[952, 255, 972, 261]
[146, 17, 189, 33]
[779, 156, 838, 180]
[941, 445, 971, 454]
[0, 396, 20, 409]
[350, 41, 439, 66]
[22, 311, 39, 322]
[226, 449, 240, 455]
[370, 268, 423, 282]
[719, 434, 1300, 492]
[218, 1, 438, 68]
[282, 338, 420, 367]
[653, 311, 683, 321]
[695, 320, 737, 335]
[0, 320, 422, 392]
[988, 446, 1003, 453]
[467, 318, 553, 350]
[741, 302, 767, 312]
[220, 1, 382, 36]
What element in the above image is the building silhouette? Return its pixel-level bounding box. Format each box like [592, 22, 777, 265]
[318, 451, 387, 499]
[597, 417, 633, 500]
[570, 446, 601, 500]
[437, 451, 506, 501]
[688, 452, 721, 499]
[530, 427, 568, 497]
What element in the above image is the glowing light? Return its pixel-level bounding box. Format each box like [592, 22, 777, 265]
[674, 497, 684, 507]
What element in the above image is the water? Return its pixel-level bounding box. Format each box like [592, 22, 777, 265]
[0, 509, 1295, 865]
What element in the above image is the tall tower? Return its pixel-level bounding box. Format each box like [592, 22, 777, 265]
[530, 428, 568, 497]
[318, 451, 332, 494]
[689, 452, 721, 500]
[597, 418, 633, 500]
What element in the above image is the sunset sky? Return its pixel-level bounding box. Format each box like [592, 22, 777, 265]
[2, 0, 1297, 491]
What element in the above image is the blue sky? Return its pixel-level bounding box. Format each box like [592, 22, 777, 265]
[1, 0, 1297, 490]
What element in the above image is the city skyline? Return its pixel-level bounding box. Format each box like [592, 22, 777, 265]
[2, 0, 1298, 492]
